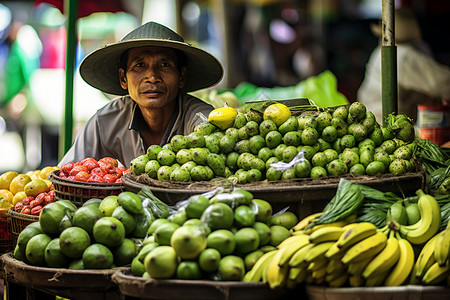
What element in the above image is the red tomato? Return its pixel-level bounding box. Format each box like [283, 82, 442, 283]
[99, 157, 118, 167]
[82, 159, 99, 172]
[88, 174, 106, 183]
[70, 165, 89, 176]
[22, 196, 34, 206]
[60, 162, 75, 176]
[103, 173, 118, 183]
[99, 162, 116, 174]
[91, 167, 107, 177]
[74, 171, 90, 182]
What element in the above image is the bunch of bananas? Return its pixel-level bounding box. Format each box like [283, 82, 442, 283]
[243, 189, 449, 289]
[411, 222, 450, 286]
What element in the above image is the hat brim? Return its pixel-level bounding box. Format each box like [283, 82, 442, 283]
[79, 39, 224, 95]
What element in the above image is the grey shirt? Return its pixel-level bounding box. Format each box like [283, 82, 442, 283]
[58, 94, 213, 168]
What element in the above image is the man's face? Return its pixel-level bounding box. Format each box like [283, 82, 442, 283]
[119, 46, 186, 109]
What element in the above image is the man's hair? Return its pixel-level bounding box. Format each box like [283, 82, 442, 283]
[117, 49, 187, 73]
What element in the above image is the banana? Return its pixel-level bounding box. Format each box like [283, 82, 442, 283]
[328, 273, 348, 287]
[292, 212, 322, 232]
[277, 234, 311, 267]
[434, 223, 450, 266]
[347, 256, 372, 276]
[326, 257, 346, 275]
[365, 269, 389, 287]
[307, 257, 327, 272]
[243, 249, 277, 282]
[399, 190, 441, 245]
[349, 274, 364, 287]
[288, 266, 303, 281]
[384, 233, 415, 286]
[335, 222, 378, 251]
[311, 264, 327, 280]
[404, 198, 421, 225]
[362, 230, 400, 279]
[308, 226, 345, 244]
[325, 261, 347, 282]
[277, 232, 308, 249]
[414, 233, 439, 279]
[341, 231, 388, 265]
[324, 242, 342, 260]
[422, 261, 450, 285]
[265, 248, 289, 289]
[304, 220, 349, 235]
[289, 243, 315, 268]
[304, 241, 335, 264]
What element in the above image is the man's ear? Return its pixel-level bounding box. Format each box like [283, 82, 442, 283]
[179, 66, 186, 89]
[119, 68, 127, 90]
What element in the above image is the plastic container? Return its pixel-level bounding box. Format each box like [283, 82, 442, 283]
[419, 127, 450, 146]
[417, 105, 450, 128]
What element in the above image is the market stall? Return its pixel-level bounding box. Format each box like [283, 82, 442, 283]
[1, 0, 450, 300]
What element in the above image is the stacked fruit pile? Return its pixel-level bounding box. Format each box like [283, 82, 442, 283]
[58, 157, 127, 183]
[244, 188, 450, 288]
[0, 166, 58, 214]
[130, 188, 298, 280]
[129, 101, 417, 183]
[13, 191, 152, 269]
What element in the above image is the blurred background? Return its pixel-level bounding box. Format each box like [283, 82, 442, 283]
[1, 0, 449, 173]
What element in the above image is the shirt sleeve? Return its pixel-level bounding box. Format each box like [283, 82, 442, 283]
[182, 96, 214, 135]
[398, 46, 450, 100]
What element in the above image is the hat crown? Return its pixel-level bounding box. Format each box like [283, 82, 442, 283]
[121, 21, 184, 43]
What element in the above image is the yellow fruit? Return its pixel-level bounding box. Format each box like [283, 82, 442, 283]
[0, 171, 19, 190]
[26, 170, 41, 181]
[263, 103, 291, 127]
[208, 106, 238, 130]
[24, 179, 50, 197]
[12, 191, 27, 206]
[10, 174, 32, 195]
[40, 166, 59, 180]
[0, 189, 14, 205]
[43, 179, 53, 188]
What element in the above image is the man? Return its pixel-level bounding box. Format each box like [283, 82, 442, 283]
[59, 21, 223, 168]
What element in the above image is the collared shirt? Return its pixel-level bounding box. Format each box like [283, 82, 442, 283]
[58, 94, 213, 168]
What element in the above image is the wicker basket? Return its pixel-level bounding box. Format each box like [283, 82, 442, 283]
[0, 209, 17, 253]
[49, 170, 125, 207]
[8, 209, 39, 235]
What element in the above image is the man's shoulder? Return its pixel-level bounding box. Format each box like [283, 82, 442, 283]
[181, 94, 213, 109]
[96, 96, 134, 116]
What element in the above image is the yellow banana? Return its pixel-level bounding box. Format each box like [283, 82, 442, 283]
[292, 212, 322, 232]
[265, 248, 289, 289]
[326, 257, 346, 276]
[422, 261, 450, 285]
[277, 232, 308, 249]
[308, 226, 345, 244]
[304, 220, 349, 235]
[365, 269, 389, 287]
[335, 222, 378, 250]
[311, 264, 327, 280]
[414, 233, 439, 279]
[325, 262, 347, 283]
[277, 234, 311, 267]
[307, 257, 327, 272]
[288, 266, 302, 281]
[243, 249, 277, 282]
[328, 273, 348, 287]
[362, 230, 400, 279]
[285, 278, 298, 289]
[349, 274, 364, 287]
[434, 223, 450, 266]
[341, 231, 388, 265]
[399, 190, 441, 245]
[289, 243, 315, 268]
[347, 256, 372, 276]
[304, 241, 335, 264]
[384, 233, 415, 286]
[324, 242, 342, 260]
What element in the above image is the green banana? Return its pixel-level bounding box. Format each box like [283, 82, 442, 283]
[404, 198, 421, 225]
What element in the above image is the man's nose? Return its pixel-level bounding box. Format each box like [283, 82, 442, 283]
[145, 65, 161, 82]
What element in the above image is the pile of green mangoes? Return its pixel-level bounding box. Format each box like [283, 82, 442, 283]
[131, 188, 298, 280]
[13, 192, 153, 269]
[130, 101, 416, 183]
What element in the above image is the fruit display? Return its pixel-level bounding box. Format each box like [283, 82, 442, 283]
[58, 157, 128, 183]
[0, 166, 59, 213]
[128, 101, 418, 184]
[242, 182, 450, 289]
[129, 187, 298, 281]
[13, 191, 154, 269]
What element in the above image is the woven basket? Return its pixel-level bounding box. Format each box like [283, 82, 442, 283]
[8, 209, 39, 235]
[0, 209, 17, 253]
[49, 170, 125, 207]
